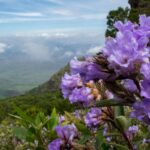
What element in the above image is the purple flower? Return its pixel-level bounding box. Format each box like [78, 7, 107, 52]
[59, 116, 65, 124]
[114, 20, 135, 32]
[70, 57, 110, 81]
[55, 124, 77, 145]
[48, 139, 63, 150]
[121, 79, 138, 92]
[143, 139, 150, 144]
[61, 73, 83, 99]
[48, 124, 77, 150]
[69, 87, 94, 106]
[128, 125, 138, 134]
[130, 99, 150, 125]
[103, 15, 150, 76]
[140, 63, 150, 81]
[103, 30, 149, 75]
[140, 80, 150, 99]
[139, 15, 150, 38]
[70, 57, 88, 78]
[85, 108, 103, 128]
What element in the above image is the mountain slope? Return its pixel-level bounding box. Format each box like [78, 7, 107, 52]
[0, 64, 73, 122]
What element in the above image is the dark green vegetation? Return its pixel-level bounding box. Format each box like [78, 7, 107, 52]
[0, 65, 74, 122]
[129, 0, 150, 22]
[105, 7, 130, 37]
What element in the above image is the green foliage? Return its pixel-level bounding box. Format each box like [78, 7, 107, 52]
[129, 0, 150, 22]
[105, 7, 130, 37]
[0, 91, 74, 122]
[11, 108, 59, 150]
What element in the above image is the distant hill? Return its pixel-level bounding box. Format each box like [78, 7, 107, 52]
[0, 64, 74, 122]
[28, 64, 69, 94]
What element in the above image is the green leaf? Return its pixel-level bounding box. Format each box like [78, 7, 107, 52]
[115, 116, 129, 131]
[48, 108, 58, 130]
[115, 106, 125, 117]
[15, 107, 33, 125]
[35, 112, 45, 126]
[95, 130, 106, 150]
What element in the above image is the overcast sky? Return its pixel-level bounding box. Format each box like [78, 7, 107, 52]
[0, 0, 129, 36]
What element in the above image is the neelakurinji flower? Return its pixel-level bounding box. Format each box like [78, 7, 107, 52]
[70, 57, 110, 82]
[121, 79, 138, 92]
[102, 15, 150, 76]
[103, 30, 149, 76]
[140, 63, 150, 81]
[69, 87, 94, 106]
[139, 15, 150, 38]
[48, 139, 63, 150]
[48, 124, 78, 150]
[61, 73, 83, 99]
[130, 99, 150, 125]
[140, 79, 150, 99]
[128, 125, 139, 134]
[85, 107, 106, 128]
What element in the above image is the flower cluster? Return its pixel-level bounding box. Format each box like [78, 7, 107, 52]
[103, 15, 150, 76]
[85, 107, 105, 128]
[48, 124, 78, 150]
[49, 15, 150, 150]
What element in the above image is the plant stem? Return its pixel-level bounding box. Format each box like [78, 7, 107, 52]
[110, 120, 134, 150]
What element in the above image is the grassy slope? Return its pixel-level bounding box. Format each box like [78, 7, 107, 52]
[0, 64, 74, 122]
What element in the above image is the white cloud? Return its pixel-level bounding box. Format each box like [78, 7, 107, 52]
[0, 43, 7, 53]
[64, 51, 73, 57]
[87, 46, 102, 54]
[79, 13, 107, 20]
[51, 9, 73, 16]
[0, 11, 43, 17]
[22, 42, 51, 61]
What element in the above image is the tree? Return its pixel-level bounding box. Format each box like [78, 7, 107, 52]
[105, 7, 130, 37]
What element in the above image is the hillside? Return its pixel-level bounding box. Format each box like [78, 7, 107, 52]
[0, 64, 74, 122]
[28, 64, 69, 94]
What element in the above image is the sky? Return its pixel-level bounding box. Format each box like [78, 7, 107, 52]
[0, 0, 129, 36]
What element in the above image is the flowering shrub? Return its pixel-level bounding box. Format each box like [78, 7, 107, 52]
[11, 15, 150, 150]
[49, 15, 150, 150]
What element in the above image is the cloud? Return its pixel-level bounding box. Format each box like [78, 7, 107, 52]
[0, 11, 43, 17]
[79, 13, 107, 20]
[87, 46, 102, 54]
[21, 41, 51, 61]
[0, 43, 7, 53]
[51, 9, 73, 16]
[64, 51, 74, 57]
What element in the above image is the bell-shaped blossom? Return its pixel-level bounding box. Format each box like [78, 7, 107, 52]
[128, 125, 139, 134]
[48, 139, 63, 150]
[61, 73, 83, 99]
[130, 99, 150, 125]
[55, 124, 77, 144]
[85, 108, 104, 128]
[121, 79, 138, 92]
[114, 20, 136, 32]
[70, 57, 110, 81]
[140, 80, 150, 99]
[139, 15, 150, 38]
[140, 63, 150, 81]
[48, 124, 77, 150]
[69, 87, 94, 106]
